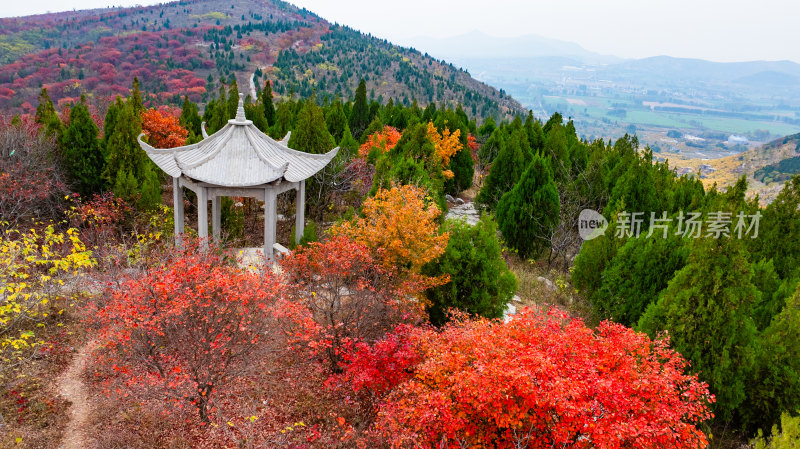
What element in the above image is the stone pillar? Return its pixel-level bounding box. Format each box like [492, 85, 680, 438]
[295, 180, 305, 245]
[211, 195, 221, 242]
[197, 186, 208, 250]
[264, 187, 277, 262]
[173, 177, 184, 247]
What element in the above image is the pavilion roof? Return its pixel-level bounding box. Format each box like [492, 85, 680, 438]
[138, 94, 338, 187]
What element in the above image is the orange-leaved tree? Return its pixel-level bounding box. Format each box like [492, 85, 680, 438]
[358, 125, 401, 159]
[426, 122, 462, 179]
[330, 184, 449, 292]
[344, 309, 715, 449]
[141, 107, 188, 148]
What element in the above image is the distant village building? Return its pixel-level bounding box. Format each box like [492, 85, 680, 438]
[138, 94, 338, 261]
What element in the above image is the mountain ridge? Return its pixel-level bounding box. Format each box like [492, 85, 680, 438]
[0, 0, 523, 119]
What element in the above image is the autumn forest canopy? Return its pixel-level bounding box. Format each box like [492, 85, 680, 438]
[1, 1, 800, 448]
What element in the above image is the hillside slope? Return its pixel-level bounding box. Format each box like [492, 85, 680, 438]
[663, 133, 800, 203]
[0, 0, 522, 119]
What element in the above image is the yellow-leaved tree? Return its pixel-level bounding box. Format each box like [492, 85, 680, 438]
[426, 122, 462, 179]
[330, 184, 449, 293]
[0, 224, 95, 380]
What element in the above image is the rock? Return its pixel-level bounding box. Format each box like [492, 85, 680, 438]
[455, 197, 465, 205]
[503, 302, 517, 323]
[445, 194, 456, 202]
[536, 276, 556, 290]
[445, 201, 480, 226]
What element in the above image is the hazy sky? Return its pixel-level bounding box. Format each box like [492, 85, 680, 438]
[2, 0, 799, 63]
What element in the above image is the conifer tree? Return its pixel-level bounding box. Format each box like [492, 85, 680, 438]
[244, 99, 268, 133]
[744, 286, 800, 433]
[524, 111, 544, 151]
[475, 129, 528, 210]
[226, 80, 240, 119]
[104, 100, 160, 209]
[638, 237, 759, 422]
[129, 77, 143, 117]
[338, 124, 358, 159]
[423, 215, 517, 325]
[542, 111, 563, 135]
[34, 88, 63, 139]
[179, 96, 202, 138]
[34, 88, 56, 126]
[60, 98, 104, 196]
[288, 99, 335, 155]
[544, 122, 570, 181]
[260, 80, 276, 127]
[752, 175, 800, 279]
[349, 78, 369, 139]
[496, 154, 560, 259]
[325, 98, 347, 143]
[270, 102, 293, 139]
[103, 97, 122, 154]
[477, 126, 504, 166]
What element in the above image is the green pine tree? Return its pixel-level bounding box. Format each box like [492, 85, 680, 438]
[261, 80, 276, 127]
[60, 98, 105, 196]
[638, 237, 759, 422]
[422, 215, 517, 325]
[544, 122, 570, 181]
[349, 78, 369, 139]
[288, 99, 335, 155]
[325, 98, 347, 143]
[179, 96, 202, 138]
[496, 154, 560, 259]
[475, 129, 528, 210]
[34, 88, 62, 139]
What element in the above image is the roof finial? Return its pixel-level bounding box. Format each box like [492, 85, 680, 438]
[235, 93, 246, 122]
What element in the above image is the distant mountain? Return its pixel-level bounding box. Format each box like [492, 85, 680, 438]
[400, 31, 622, 64]
[0, 0, 522, 119]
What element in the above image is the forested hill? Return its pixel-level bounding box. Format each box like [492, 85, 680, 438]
[0, 0, 522, 119]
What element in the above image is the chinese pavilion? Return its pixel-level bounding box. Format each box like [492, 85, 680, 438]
[138, 94, 338, 260]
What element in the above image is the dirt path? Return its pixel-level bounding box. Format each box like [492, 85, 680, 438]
[57, 340, 97, 449]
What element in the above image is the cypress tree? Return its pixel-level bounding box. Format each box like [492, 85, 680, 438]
[34, 88, 56, 126]
[751, 175, 800, 279]
[496, 154, 560, 259]
[349, 78, 369, 139]
[544, 123, 570, 181]
[475, 129, 528, 210]
[270, 102, 293, 139]
[524, 111, 544, 151]
[338, 124, 358, 160]
[60, 98, 105, 196]
[325, 98, 347, 143]
[638, 237, 759, 422]
[261, 80, 276, 127]
[104, 101, 160, 209]
[226, 80, 240, 119]
[445, 145, 474, 195]
[179, 95, 202, 138]
[244, 100, 268, 133]
[129, 77, 143, 117]
[422, 215, 517, 325]
[288, 99, 335, 155]
[34, 88, 63, 139]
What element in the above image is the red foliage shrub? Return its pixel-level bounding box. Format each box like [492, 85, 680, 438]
[343, 309, 715, 449]
[280, 236, 424, 373]
[90, 244, 311, 423]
